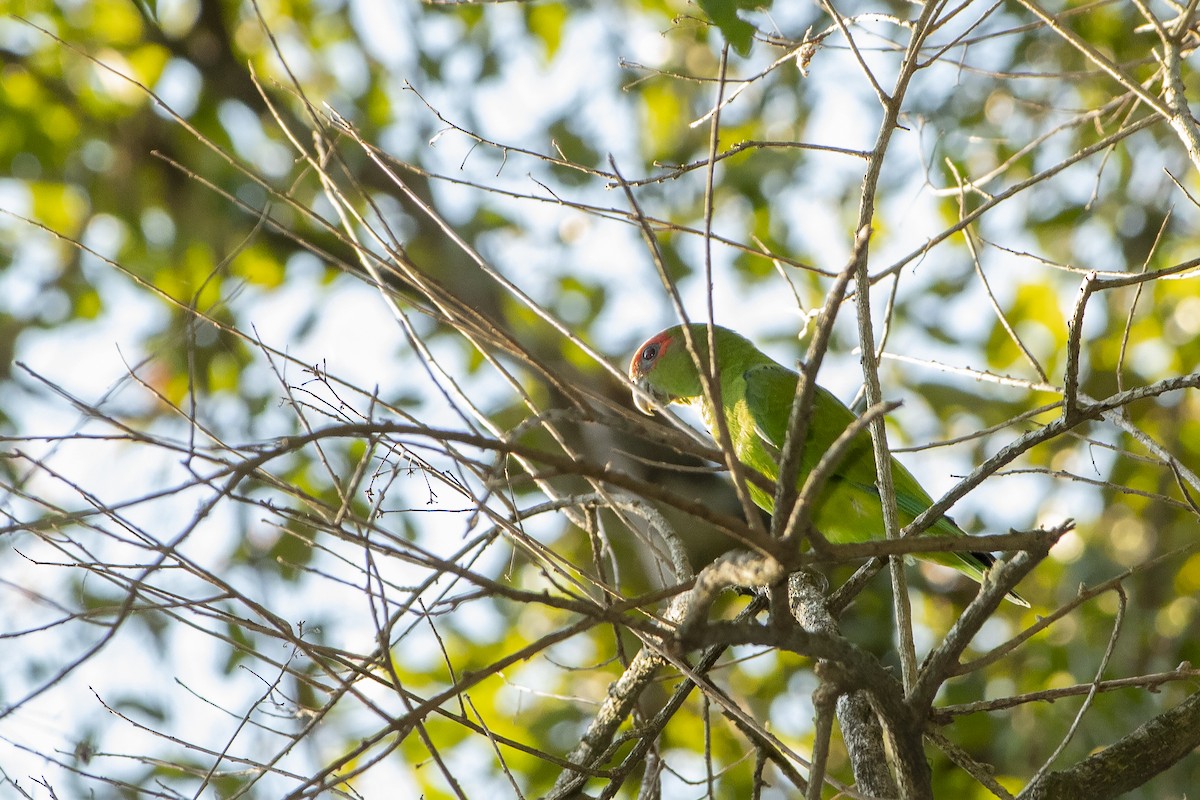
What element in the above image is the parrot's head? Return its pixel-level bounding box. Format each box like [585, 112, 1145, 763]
[628, 325, 710, 415]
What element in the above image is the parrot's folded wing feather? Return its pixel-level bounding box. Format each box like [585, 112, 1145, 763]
[741, 363, 872, 482]
[740, 363, 796, 454]
[739, 362, 1029, 606]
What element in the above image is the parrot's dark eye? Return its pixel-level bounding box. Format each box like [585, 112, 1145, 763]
[641, 343, 659, 363]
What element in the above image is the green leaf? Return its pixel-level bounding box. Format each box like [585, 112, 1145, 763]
[696, 0, 761, 56]
[526, 2, 568, 60]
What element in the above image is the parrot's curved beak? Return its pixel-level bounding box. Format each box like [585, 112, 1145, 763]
[631, 376, 666, 415]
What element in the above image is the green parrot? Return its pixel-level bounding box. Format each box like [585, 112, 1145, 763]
[629, 323, 1028, 606]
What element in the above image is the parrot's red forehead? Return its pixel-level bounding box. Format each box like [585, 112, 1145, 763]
[629, 329, 675, 376]
[641, 330, 674, 351]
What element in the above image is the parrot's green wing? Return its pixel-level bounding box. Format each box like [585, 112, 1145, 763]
[741, 362, 874, 486]
[741, 363, 1028, 606]
[742, 362, 962, 527]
